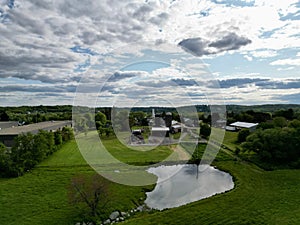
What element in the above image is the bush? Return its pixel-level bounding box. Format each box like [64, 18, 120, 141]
[237, 129, 250, 143]
[200, 123, 211, 138]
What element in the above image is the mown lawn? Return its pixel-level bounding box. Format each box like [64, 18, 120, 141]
[124, 161, 300, 225]
[122, 132, 300, 225]
[1, 132, 300, 225]
[0, 140, 160, 225]
[222, 130, 239, 150]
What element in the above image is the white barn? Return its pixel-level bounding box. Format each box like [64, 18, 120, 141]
[230, 121, 259, 132]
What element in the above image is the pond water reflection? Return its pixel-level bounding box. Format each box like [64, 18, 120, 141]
[145, 164, 234, 210]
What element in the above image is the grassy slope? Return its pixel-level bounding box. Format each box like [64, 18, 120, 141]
[123, 131, 300, 225]
[124, 160, 300, 225]
[1, 132, 300, 224]
[0, 141, 87, 225]
[0, 138, 171, 225]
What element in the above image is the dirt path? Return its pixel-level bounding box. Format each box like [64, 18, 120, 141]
[170, 144, 191, 161]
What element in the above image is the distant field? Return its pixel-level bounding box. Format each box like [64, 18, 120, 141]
[0, 132, 300, 225]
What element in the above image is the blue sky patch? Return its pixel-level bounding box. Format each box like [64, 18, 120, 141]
[70, 46, 98, 56]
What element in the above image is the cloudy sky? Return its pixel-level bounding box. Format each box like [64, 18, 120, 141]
[0, 0, 300, 107]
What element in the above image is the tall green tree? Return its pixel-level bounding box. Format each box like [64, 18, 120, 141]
[237, 129, 250, 143]
[200, 123, 211, 138]
[62, 127, 74, 142]
[273, 116, 287, 128]
[242, 127, 300, 165]
[0, 142, 11, 177]
[10, 133, 35, 176]
[95, 112, 107, 126]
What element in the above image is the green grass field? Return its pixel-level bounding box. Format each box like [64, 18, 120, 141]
[0, 140, 157, 225]
[0, 132, 300, 224]
[124, 160, 300, 224]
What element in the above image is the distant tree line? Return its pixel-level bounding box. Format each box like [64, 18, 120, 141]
[0, 127, 74, 177]
[227, 108, 300, 125]
[0, 107, 72, 124]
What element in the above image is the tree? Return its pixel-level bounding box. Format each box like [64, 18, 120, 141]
[54, 130, 63, 146]
[95, 112, 107, 127]
[68, 174, 110, 224]
[32, 131, 48, 162]
[130, 111, 147, 126]
[2, 129, 73, 178]
[274, 108, 294, 120]
[0, 111, 9, 121]
[242, 127, 300, 166]
[200, 123, 211, 138]
[0, 142, 11, 177]
[10, 133, 35, 176]
[237, 129, 250, 143]
[258, 121, 274, 130]
[61, 127, 74, 142]
[273, 116, 287, 128]
[288, 119, 300, 128]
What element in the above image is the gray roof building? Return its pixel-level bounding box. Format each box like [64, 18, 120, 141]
[230, 121, 259, 132]
[0, 121, 72, 147]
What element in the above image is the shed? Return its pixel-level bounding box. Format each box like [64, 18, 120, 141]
[230, 121, 258, 132]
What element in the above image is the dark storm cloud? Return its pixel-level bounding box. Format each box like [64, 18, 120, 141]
[179, 33, 252, 56]
[107, 71, 141, 82]
[215, 78, 269, 88]
[274, 92, 300, 103]
[207, 78, 300, 90]
[171, 78, 198, 86]
[178, 38, 211, 57]
[208, 33, 252, 51]
[136, 80, 171, 88]
[137, 78, 198, 88]
[256, 79, 300, 89]
[0, 84, 77, 93]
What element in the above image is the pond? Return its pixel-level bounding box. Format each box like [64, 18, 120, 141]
[145, 164, 234, 210]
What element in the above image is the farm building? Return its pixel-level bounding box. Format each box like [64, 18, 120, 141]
[171, 124, 181, 133]
[229, 121, 259, 132]
[0, 121, 72, 147]
[151, 127, 170, 137]
[0, 121, 19, 130]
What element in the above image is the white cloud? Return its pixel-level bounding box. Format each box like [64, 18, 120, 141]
[270, 58, 300, 66]
[254, 0, 299, 16]
[244, 55, 253, 61]
[0, 0, 300, 106]
[251, 50, 278, 58]
[277, 67, 295, 71]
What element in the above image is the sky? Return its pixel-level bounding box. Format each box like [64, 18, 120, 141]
[0, 0, 300, 107]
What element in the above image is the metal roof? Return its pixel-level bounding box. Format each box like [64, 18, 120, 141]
[225, 126, 236, 131]
[0, 121, 72, 135]
[0, 121, 18, 129]
[230, 121, 258, 129]
[151, 127, 170, 131]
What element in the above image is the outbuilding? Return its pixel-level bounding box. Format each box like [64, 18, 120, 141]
[230, 121, 259, 132]
[0, 120, 72, 147]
